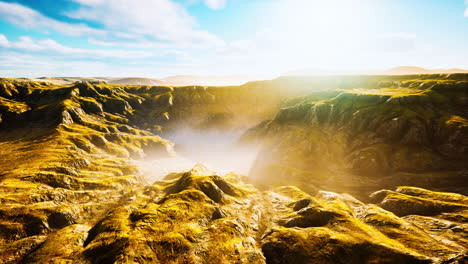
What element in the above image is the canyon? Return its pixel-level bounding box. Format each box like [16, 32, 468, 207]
[0, 74, 467, 263]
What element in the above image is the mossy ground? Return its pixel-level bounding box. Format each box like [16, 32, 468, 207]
[0, 76, 467, 263]
[248, 74, 468, 197]
[0, 79, 173, 263]
[12, 164, 466, 264]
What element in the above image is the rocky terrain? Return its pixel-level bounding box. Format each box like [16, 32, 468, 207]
[246, 74, 468, 197]
[0, 75, 467, 263]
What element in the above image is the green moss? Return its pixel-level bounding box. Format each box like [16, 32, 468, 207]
[1, 76, 467, 262]
[396, 186, 468, 204]
[379, 191, 468, 216]
[0, 96, 30, 113]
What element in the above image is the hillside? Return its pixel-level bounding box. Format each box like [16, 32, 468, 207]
[244, 74, 468, 196]
[0, 75, 467, 263]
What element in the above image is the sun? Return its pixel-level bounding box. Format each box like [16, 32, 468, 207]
[264, 0, 375, 71]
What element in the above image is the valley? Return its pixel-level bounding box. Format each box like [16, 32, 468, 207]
[0, 74, 467, 263]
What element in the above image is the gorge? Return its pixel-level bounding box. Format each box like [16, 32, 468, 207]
[0, 74, 467, 263]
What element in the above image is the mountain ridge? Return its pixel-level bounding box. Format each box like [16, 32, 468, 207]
[284, 66, 468, 76]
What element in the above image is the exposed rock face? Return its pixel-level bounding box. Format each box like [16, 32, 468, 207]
[0, 77, 289, 263]
[0, 79, 173, 263]
[0, 76, 467, 263]
[247, 74, 468, 196]
[2, 165, 466, 263]
[261, 186, 467, 264]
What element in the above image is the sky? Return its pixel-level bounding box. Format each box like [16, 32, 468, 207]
[0, 0, 467, 77]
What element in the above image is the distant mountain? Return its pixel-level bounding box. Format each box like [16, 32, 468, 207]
[433, 68, 468, 74]
[23, 75, 268, 87]
[21, 67, 468, 87]
[380, 66, 468, 75]
[160, 75, 262, 86]
[284, 66, 468, 76]
[109, 77, 166, 86]
[20, 77, 112, 85]
[381, 66, 433, 75]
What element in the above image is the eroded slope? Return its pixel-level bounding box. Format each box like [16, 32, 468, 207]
[0, 79, 173, 263]
[0, 75, 467, 263]
[247, 74, 468, 196]
[9, 165, 467, 264]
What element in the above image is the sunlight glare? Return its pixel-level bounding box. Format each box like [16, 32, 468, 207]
[268, 0, 374, 71]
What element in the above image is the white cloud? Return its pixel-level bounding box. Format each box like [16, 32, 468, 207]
[0, 2, 104, 37]
[72, 0, 106, 4]
[0, 52, 120, 77]
[203, 0, 227, 10]
[0, 1, 224, 48]
[67, 0, 224, 46]
[185, 0, 228, 10]
[0, 34, 8, 47]
[465, 0, 468, 17]
[0, 50, 201, 78]
[0, 34, 155, 59]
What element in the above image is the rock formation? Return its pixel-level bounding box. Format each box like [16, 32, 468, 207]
[247, 74, 468, 197]
[0, 75, 466, 263]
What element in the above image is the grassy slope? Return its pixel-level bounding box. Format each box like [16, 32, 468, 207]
[0, 79, 173, 263]
[13, 166, 468, 263]
[0, 75, 467, 263]
[247, 74, 468, 196]
[0, 77, 289, 263]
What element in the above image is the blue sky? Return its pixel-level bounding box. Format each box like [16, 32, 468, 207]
[0, 0, 467, 77]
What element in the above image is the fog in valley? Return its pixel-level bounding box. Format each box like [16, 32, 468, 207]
[135, 128, 259, 182]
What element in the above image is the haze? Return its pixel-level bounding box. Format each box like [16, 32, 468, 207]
[135, 129, 259, 183]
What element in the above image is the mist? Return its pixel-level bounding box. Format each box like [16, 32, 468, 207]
[135, 128, 259, 183]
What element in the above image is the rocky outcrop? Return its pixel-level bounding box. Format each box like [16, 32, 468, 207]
[247, 75, 468, 196]
[0, 76, 467, 263]
[0, 79, 173, 264]
[261, 185, 467, 264]
[3, 165, 466, 263]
